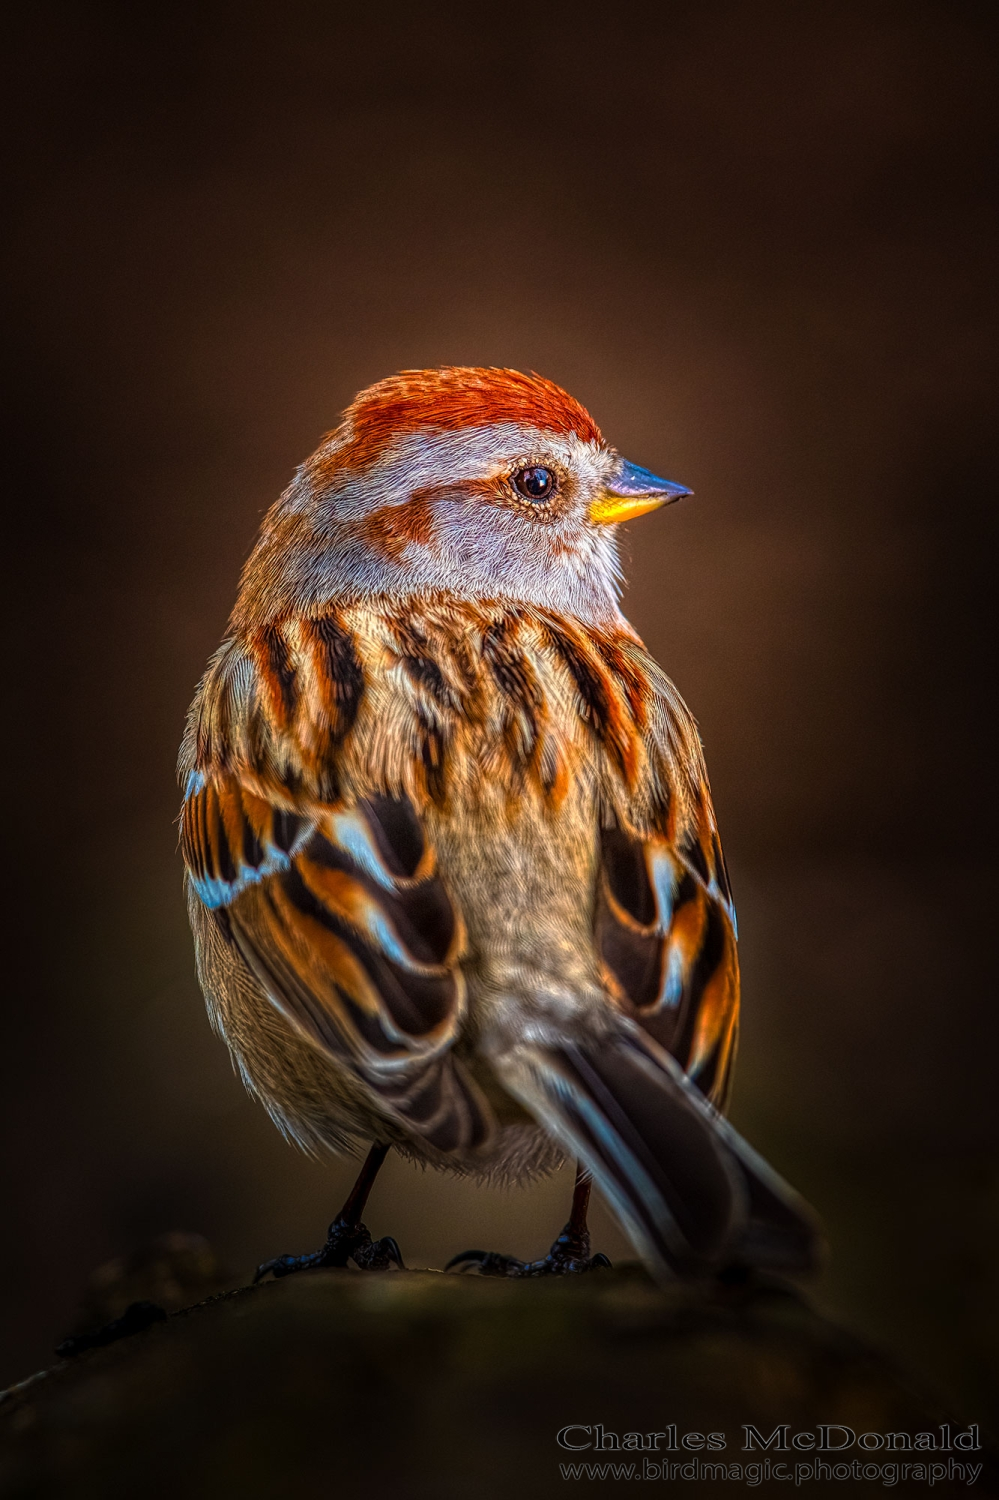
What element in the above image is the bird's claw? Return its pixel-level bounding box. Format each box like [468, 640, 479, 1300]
[445, 1249, 522, 1276]
[351, 1234, 404, 1271]
[446, 1222, 611, 1278]
[253, 1218, 404, 1282]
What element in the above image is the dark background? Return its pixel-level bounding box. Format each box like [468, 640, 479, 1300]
[3, 0, 997, 1425]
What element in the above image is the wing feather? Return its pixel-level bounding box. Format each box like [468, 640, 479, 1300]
[181, 767, 490, 1152]
[594, 774, 740, 1108]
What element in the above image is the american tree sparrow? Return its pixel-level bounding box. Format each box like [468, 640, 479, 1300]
[179, 367, 818, 1280]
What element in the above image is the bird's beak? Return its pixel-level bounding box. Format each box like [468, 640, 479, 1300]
[589, 459, 692, 526]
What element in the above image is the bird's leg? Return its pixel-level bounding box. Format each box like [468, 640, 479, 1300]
[254, 1142, 404, 1281]
[446, 1163, 612, 1278]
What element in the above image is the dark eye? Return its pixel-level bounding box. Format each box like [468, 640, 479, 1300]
[512, 465, 556, 502]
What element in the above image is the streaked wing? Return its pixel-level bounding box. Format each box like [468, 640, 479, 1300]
[594, 800, 740, 1109]
[181, 772, 491, 1152]
[524, 611, 740, 1109]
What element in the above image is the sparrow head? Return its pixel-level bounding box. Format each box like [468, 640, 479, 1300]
[233, 367, 690, 629]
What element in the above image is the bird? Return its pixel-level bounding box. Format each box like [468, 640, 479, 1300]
[178, 365, 819, 1283]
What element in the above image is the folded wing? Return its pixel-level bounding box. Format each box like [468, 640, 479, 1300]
[182, 771, 491, 1153]
[595, 809, 740, 1109]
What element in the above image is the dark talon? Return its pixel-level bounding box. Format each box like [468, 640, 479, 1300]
[254, 1217, 404, 1282]
[445, 1165, 611, 1278]
[445, 1249, 522, 1276]
[254, 1142, 404, 1282]
[352, 1234, 405, 1271]
[445, 1224, 611, 1278]
[255, 1255, 310, 1284]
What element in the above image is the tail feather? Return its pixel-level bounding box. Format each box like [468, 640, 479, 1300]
[708, 1113, 822, 1272]
[498, 1024, 820, 1279]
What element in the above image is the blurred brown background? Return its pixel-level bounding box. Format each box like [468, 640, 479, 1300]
[2, 0, 996, 1426]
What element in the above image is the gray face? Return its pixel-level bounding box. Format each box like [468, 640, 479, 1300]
[274, 424, 632, 624]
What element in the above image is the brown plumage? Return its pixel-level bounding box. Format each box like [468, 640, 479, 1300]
[179, 367, 818, 1279]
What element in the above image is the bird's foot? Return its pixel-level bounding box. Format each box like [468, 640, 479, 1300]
[446, 1220, 611, 1278]
[254, 1215, 404, 1282]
